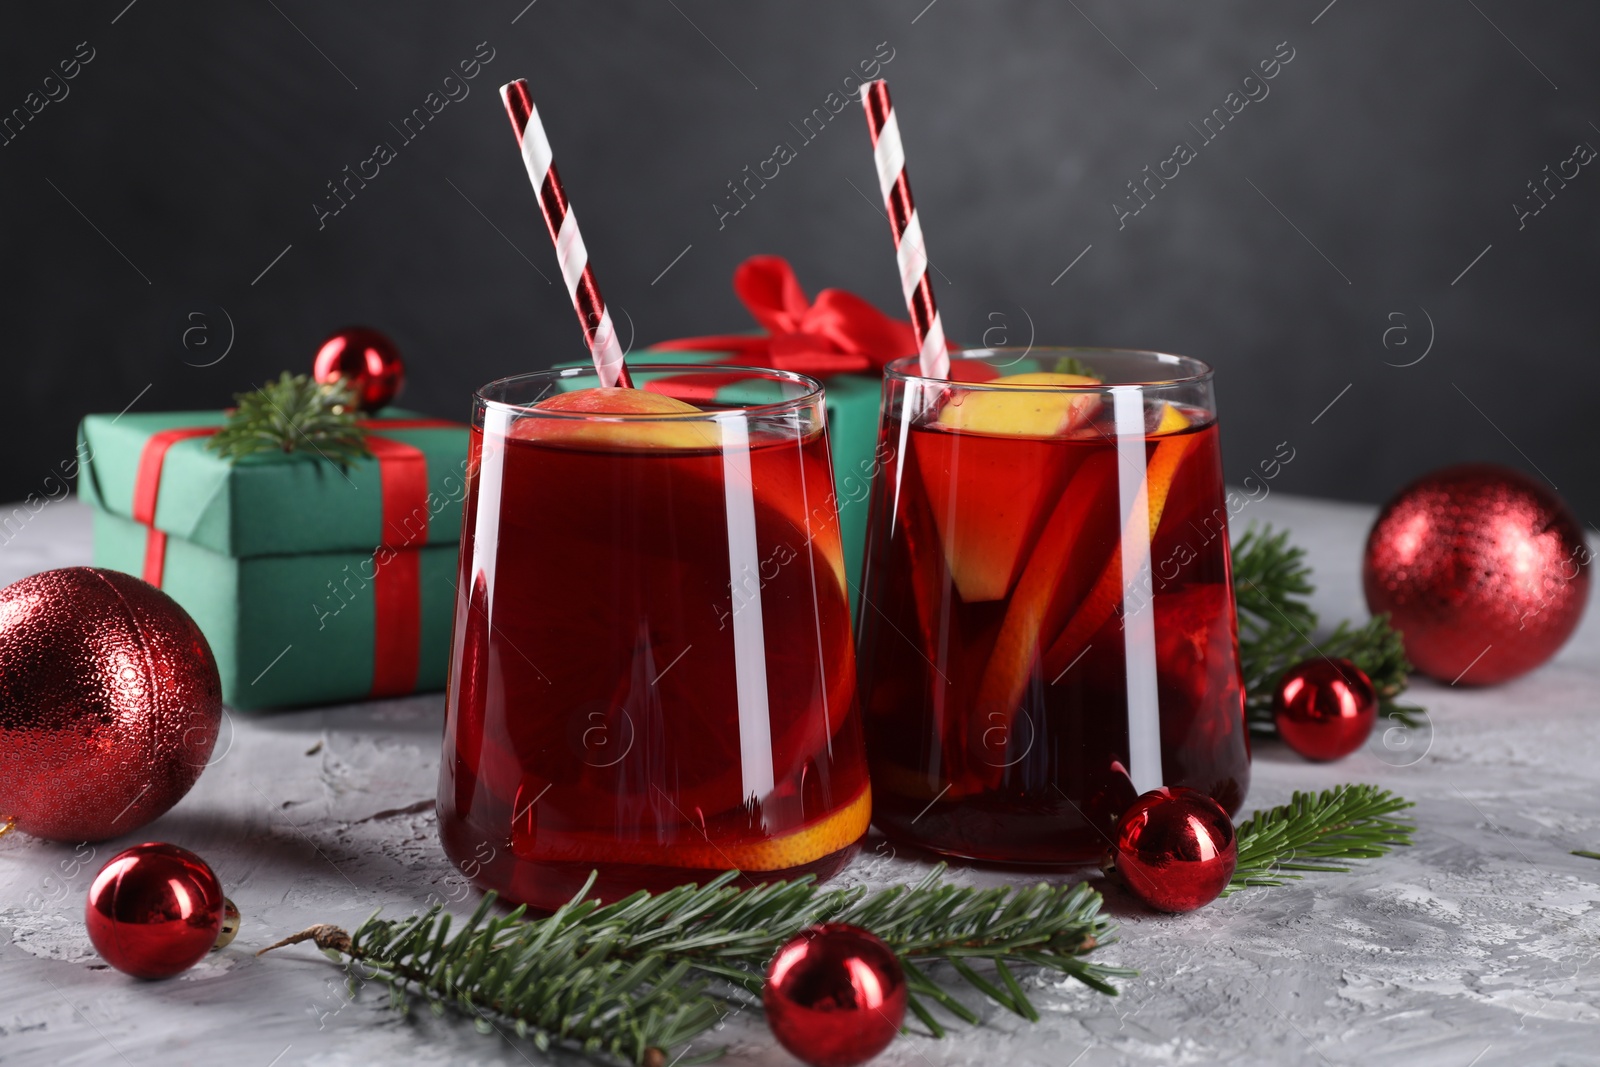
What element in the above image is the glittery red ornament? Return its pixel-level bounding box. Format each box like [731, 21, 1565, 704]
[764, 923, 906, 1067]
[0, 568, 222, 842]
[1364, 464, 1590, 686]
[1272, 657, 1377, 762]
[85, 842, 228, 979]
[312, 326, 405, 411]
[1110, 787, 1237, 913]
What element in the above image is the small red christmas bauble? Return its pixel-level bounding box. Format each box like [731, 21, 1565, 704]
[1272, 657, 1377, 761]
[1364, 463, 1589, 686]
[85, 842, 227, 979]
[1111, 787, 1237, 913]
[0, 568, 222, 842]
[312, 326, 405, 411]
[764, 923, 906, 1067]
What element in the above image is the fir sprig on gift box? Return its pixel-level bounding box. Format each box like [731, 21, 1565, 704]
[207, 372, 372, 466]
[1231, 524, 1424, 732]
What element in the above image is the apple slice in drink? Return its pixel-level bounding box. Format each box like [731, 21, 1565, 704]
[914, 373, 1100, 603]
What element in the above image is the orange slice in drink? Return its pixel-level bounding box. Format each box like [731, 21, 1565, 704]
[961, 451, 1118, 778]
[519, 387, 721, 450]
[935, 372, 1101, 436]
[1039, 404, 1196, 681]
[527, 783, 872, 871]
[922, 372, 1101, 602]
[740, 433, 850, 598]
[967, 404, 1195, 789]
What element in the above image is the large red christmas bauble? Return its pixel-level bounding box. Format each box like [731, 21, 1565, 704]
[0, 568, 221, 841]
[86, 842, 227, 978]
[764, 923, 906, 1067]
[312, 326, 405, 411]
[1111, 787, 1237, 913]
[1364, 463, 1589, 686]
[1272, 657, 1377, 761]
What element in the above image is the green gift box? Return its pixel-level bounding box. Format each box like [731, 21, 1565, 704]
[76, 409, 470, 709]
[560, 351, 885, 612]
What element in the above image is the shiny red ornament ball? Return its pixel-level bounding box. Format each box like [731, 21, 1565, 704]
[1364, 463, 1589, 686]
[1111, 787, 1237, 913]
[1272, 657, 1378, 762]
[312, 326, 405, 411]
[85, 842, 227, 979]
[0, 568, 222, 842]
[764, 923, 907, 1067]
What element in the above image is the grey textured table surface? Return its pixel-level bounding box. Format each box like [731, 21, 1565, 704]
[2, 495, 1597, 1067]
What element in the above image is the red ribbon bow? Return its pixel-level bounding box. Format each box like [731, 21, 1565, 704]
[650, 255, 946, 377]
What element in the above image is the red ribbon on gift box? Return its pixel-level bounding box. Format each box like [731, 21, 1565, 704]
[650, 255, 951, 377]
[130, 418, 457, 700]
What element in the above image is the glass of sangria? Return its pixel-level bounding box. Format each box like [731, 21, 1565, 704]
[856, 348, 1248, 865]
[439, 365, 871, 910]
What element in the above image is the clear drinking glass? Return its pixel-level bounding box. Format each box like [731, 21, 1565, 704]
[439, 365, 870, 910]
[856, 348, 1249, 864]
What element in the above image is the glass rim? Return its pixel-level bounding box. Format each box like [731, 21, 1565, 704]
[474, 363, 827, 422]
[883, 347, 1215, 390]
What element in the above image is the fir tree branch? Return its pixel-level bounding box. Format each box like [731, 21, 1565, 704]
[1226, 784, 1415, 893]
[261, 783, 1416, 1061]
[1232, 524, 1425, 733]
[260, 866, 1127, 1065]
[206, 371, 371, 466]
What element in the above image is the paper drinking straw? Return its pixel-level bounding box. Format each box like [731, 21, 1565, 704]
[860, 79, 948, 380]
[500, 79, 632, 389]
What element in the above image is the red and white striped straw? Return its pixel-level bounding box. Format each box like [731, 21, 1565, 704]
[500, 79, 632, 389]
[861, 79, 948, 380]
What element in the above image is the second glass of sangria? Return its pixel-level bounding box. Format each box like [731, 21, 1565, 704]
[856, 348, 1249, 865]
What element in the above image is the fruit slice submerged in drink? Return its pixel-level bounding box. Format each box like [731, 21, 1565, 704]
[520, 386, 721, 449]
[915, 373, 1101, 603]
[1038, 404, 1196, 683]
[514, 780, 872, 870]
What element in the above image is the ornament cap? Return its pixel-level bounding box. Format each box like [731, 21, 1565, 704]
[214, 897, 242, 951]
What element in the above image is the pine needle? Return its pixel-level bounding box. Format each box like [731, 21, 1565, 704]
[1232, 524, 1425, 733]
[206, 371, 371, 466]
[1226, 784, 1415, 892]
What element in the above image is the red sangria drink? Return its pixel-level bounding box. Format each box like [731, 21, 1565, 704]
[857, 349, 1248, 865]
[440, 366, 870, 910]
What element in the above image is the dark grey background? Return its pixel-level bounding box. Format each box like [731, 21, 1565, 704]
[3, 1, 1596, 522]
